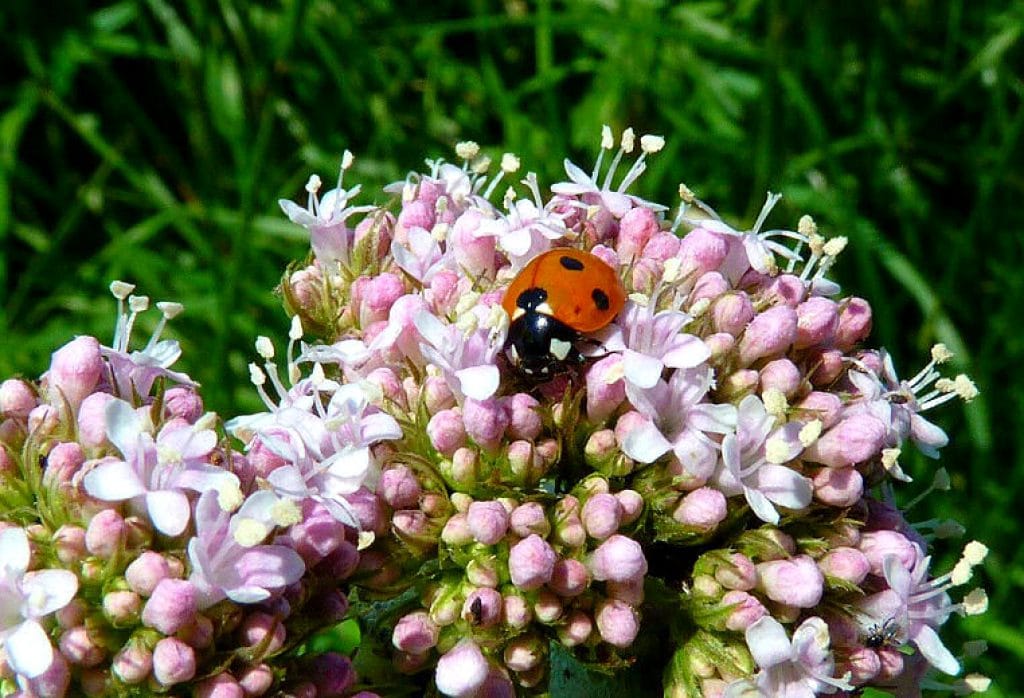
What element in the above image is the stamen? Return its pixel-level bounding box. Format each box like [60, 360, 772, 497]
[799, 419, 823, 447]
[931, 343, 954, 364]
[455, 141, 480, 162]
[255, 336, 275, 360]
[620, 127, 636, 153]
[110, 280, 136, 300]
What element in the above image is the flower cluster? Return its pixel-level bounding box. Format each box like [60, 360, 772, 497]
[0, 125, 990, 697]
[0, 288, 378, 697]
[260, 127, 987, 696]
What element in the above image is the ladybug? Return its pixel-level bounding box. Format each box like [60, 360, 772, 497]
[501, 248, 626, 378]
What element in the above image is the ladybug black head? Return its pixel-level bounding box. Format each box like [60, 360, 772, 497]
[505, 309, 582, 379]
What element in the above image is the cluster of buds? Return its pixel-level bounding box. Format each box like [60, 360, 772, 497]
[0, 287, 377, 697]
[266, 127, 986, 695]
[382, 472, 647, 693]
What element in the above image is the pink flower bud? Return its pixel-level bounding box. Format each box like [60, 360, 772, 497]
[361, 272, 405, 324]
[875, 647, 905, 681]
[758, 359, 802, 397]
[614, 410, 647, 449]
[152, 637, 196, 686]
[720, 368, 759, 401]
[615, 490, 643, 525]
[737, 306, 799, 366]
[451, 209, 497, 277]
[103, 590, 141, 626]
[112, 637, 152, 684]
[462, 587, 502, 628]
[428, 408, 467, 456]
[643, 231, 682, 261]
[344, 487, 388, 535]
[844, 647, 882, 684]
[288, 265, 324, 313]
[803, 414, 887, 467]
[756, 555, 824, 608]
[47, 336, 103, 411]
[398, 200, 434, 232]
[583, 430, 620, 478]
[423, 375, 456, 414]
[588, 534, 648, 583]
[240, 612, 286, 655]
[549, 558, 590, 597]
[440, 512, 473, 546]
[504, 393, 542, 440]
[509, 502, 550, 538]
[506, 440, 542, 483]
[311, 653, 355, 696]
[44, 442, 85, 489]
[834, 297, 873, 350]
[503, 593, 532, 629]
[238, 664, 274, 697]
[0, 379, 36, 419]
[712, 293, 755, 336]
[125, 551, 172, 597]
[595, 599, 639, 648]
[163, 387, 203, 422]
[247, 434, 288, 478]
[552, 496, 586, 549]
[673, 487, 727, 532]
[796, 391, 843, 428]
[85, 508, 124, 557]
[55, 599, 86, 630]
[467, 501, 509, 545]
[581, 493, 622, 540]
[704, 332, 735, 359]
[59, 626, 104, 667]
[818, 546, 870, 585]
[557, 610, 594, 647]
[435, 639, 489, 697]
[508, 534, 557, 590]
[393, 611, 440, 654]
[721, 590, 767, 631]
[761, 274, 806, 307]
[379, 466, 421, 510]
[677, 228, 728, 277]
[809, 348, 845, 385]
[427, 270, 461, 315]
[859, 530, 917, 576]
[616, 206, 659, 262]
[194, 674, 245, 698]
[795, 297, 839, 349]
[533, 588, 564, 623]
[813, 466, 864, 507]
[76, 392, 114, 449]
[714, 553, 758, 591]
[142, 579, 198, 635]
[52, 525, 86, 566]
[462, 398, 509, 453]
[689, 271, 729, 303]
[28, 403, 59, 438]
[503, 634, 544, 672]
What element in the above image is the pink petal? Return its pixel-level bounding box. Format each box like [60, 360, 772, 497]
[82, 459, 146, 501]
[913, 623, 960, 675]
[20, 570, 78, 617]
[623, 350, 664, 389]
[621, 419, 671, 464]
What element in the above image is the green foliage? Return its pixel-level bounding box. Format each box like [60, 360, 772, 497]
[2, 0, 1021, 694]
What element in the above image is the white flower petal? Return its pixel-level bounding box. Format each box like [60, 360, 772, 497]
[20, 570, 78, 618]
[914, 623, 961, 675]
[146, 489, 192, 536]
[663, 335, 711, 369]
[0, 528, 30, 578]
[744, 616, 791, 669]
[623, 350, 665, 389]
[104, 398, 143, 459]
[5, 620, 54, 678]
[744, 486, 780, 525]
[753, 465, 813, 511]
[82, 459, 146, 501]
[621, 419, 672, 464]
[456, 365, 500, 401]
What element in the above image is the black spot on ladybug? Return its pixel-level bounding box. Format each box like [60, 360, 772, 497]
[516, 287, 548, 311]
[559, 255, 585, 271]
[591, 288, 610, 311]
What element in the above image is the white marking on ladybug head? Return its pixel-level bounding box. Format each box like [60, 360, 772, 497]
[535, 302, 554, 316]
[508, 344, 520, 361]
[512, 308, 526, 321]
[549, 338, 572, 361]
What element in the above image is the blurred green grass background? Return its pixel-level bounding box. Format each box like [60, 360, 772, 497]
[1, 0, 1020, 693]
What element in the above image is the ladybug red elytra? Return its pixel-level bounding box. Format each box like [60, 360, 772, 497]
[501, 248, 626, 378]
